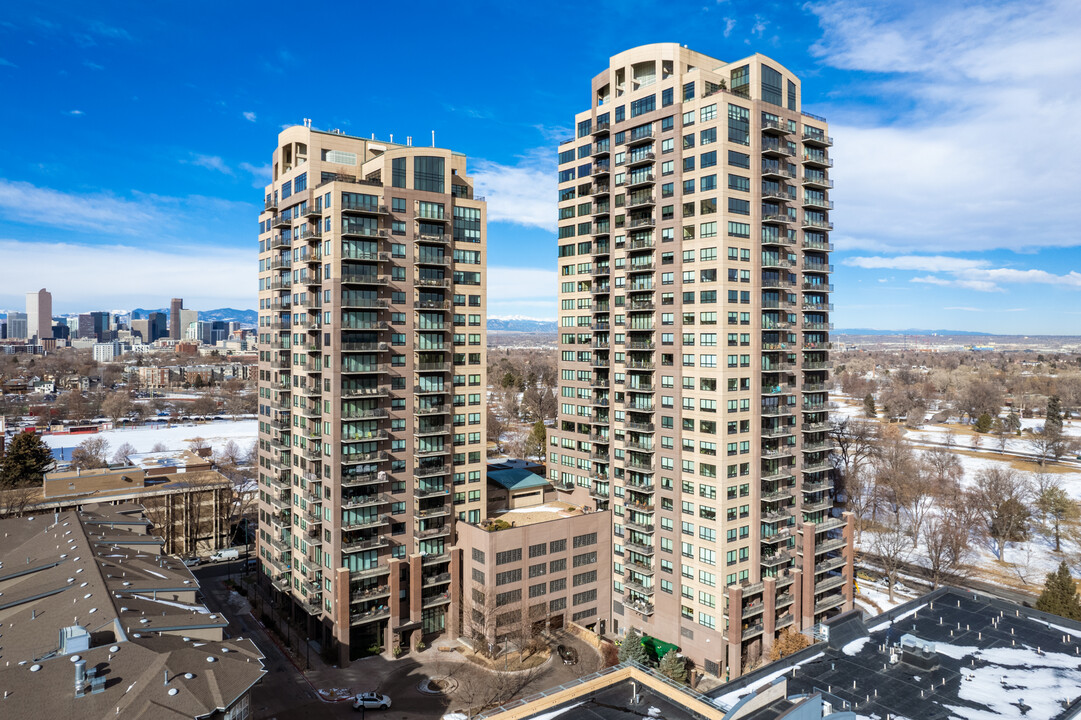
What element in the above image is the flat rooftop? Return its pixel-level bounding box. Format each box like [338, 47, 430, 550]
[709, 586, 1081, 720]
[486, 501, 585, 528]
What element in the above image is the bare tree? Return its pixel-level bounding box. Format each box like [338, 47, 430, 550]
[111, 442, 138, 465]
[0, 486, 39, 518]
[845, 462, 877, 543]
[971, 467, 1032, 562]
[1028, 426, 1076, 466]
[486, 408, 506, 450]
[101, 391, 133, 424]
[70, 436, 110, 470]
[871, 520, 911, 602]
[923, 508, 972, 588]
[893, 461, 936, 547]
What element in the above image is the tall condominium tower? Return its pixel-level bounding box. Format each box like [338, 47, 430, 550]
[547, 44, 853, 679]
[170, 298, 184, 340]
[25, 288, 52, 343]
[257, 126, 487, 664]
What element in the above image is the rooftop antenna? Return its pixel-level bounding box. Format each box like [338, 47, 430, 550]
[431, 130, 435, 147]
[407, 136, 412, 146]
[390, 134, 394, 143]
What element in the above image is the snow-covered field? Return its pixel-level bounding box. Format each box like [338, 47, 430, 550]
[44, 420, 257, 457]
[834, 394, 1081, 594]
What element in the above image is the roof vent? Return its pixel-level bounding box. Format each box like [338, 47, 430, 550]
[899, 634, 940, 671]
[59, 626, 90, 656]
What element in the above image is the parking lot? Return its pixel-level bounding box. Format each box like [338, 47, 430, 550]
[193, 563, 603, 719]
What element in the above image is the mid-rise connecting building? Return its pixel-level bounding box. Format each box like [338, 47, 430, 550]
[256, 125, 488, 664]
[547, 44, 852, 678]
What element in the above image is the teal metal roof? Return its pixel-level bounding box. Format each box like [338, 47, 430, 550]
[488, 467, 548, 491]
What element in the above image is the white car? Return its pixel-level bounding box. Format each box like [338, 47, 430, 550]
[352, 692, 392, 710]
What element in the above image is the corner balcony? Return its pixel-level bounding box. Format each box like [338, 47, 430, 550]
[802, 131, 833, 147]
[802, 152, 833, 168]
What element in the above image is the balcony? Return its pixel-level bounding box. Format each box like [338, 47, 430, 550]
[761, 164, 796, 180]
[341, 472, 385, 488]
[627, 216, 656, 230]
[817, 537, 847, 554]
[342, 201, 389, 215]
[416, 524, 451, 540]
[417, 504, 451, 519]
[341, 271, 390, 286]
[626, 130, 654, 147]
[623, 594, 654, 616]
[341, 493, 392, 510]
[591, 164, 611, 177]
[802, 152, 833, 168]
[342, 514, 391, 531]
[342, 386, 390, 398]
[626, 195, 655, 210]
[272, 214, 291, 228]
[814, 594, 846, 614]
[626, 152, 656, 168]
[341, 450, 389, 465]
[761, 139, 794, 157]
[802, 197, 834, 211]
[761, 551, 792, 568]
[802, 131, 833, 147]
[802, 174, 834, 189]
[626, 173, 655, 189]
[762, 117, 790, 135]
[592, 120, 610, 135]
[414, 483, 451, 498]
[350, 606, 392, 626]
[802, 218, 834, 232]
[624, 539, 654, 556]
[416, 463, 450, 479]
[803, 238, 834, 252]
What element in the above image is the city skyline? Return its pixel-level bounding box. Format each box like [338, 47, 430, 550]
[1, 1, 1080, 331]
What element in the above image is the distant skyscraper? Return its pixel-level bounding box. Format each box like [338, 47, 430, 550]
[25, 288, 52, 343]
[77, 312, 109, 341]
[170, 298, 184, 340]
[179, 309, 199, 339]
[6, 312, 28, 340]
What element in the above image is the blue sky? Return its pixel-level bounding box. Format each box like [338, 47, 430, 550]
[1, 0, 1079, 333]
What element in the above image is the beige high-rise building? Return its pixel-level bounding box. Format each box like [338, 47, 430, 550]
[547, 44, 853, 679]
[25, 288, 52, 342]
[257, 125, 487, 664]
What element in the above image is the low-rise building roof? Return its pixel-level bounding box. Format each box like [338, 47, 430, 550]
[0, 506, 264, 719]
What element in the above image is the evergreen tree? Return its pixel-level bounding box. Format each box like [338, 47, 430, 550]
[0, 431, 54, 488]
[658, 649, 688, 684]
[974, 413, 993, 433]
[1046, 396, 1064, 435]
[863, 393, 877, 418]
[1035, 561, 1081, 620]
[523, 420, 547, 459]
[617, 627, 648, 664]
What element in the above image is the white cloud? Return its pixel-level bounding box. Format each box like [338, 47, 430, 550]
[239, 162, 271, 189]
[943, 307, 984, 312]
[188, 154, 233, 175]
[0, 179, 253, 244]
[487, 267, 557, 313]
[911, 275, 1000, 292]
[67, 110, 84, 115]
[0, 238, 254, 311]
[0, 179, 162, 234]
[722, 17, 737, 37]
[844, 255, 988, 272]
[472, 150, 556, 231]
[243, 111, 256, 122]
[83, 60, 103, 70]
[0, 57, 16, 68]
[807, 0, 1081, 252]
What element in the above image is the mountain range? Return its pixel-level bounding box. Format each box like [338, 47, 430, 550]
[130, 308, 258, 325]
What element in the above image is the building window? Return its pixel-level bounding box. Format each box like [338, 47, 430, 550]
[392, 158, 406, 188]
[413, 156, 445, 193]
